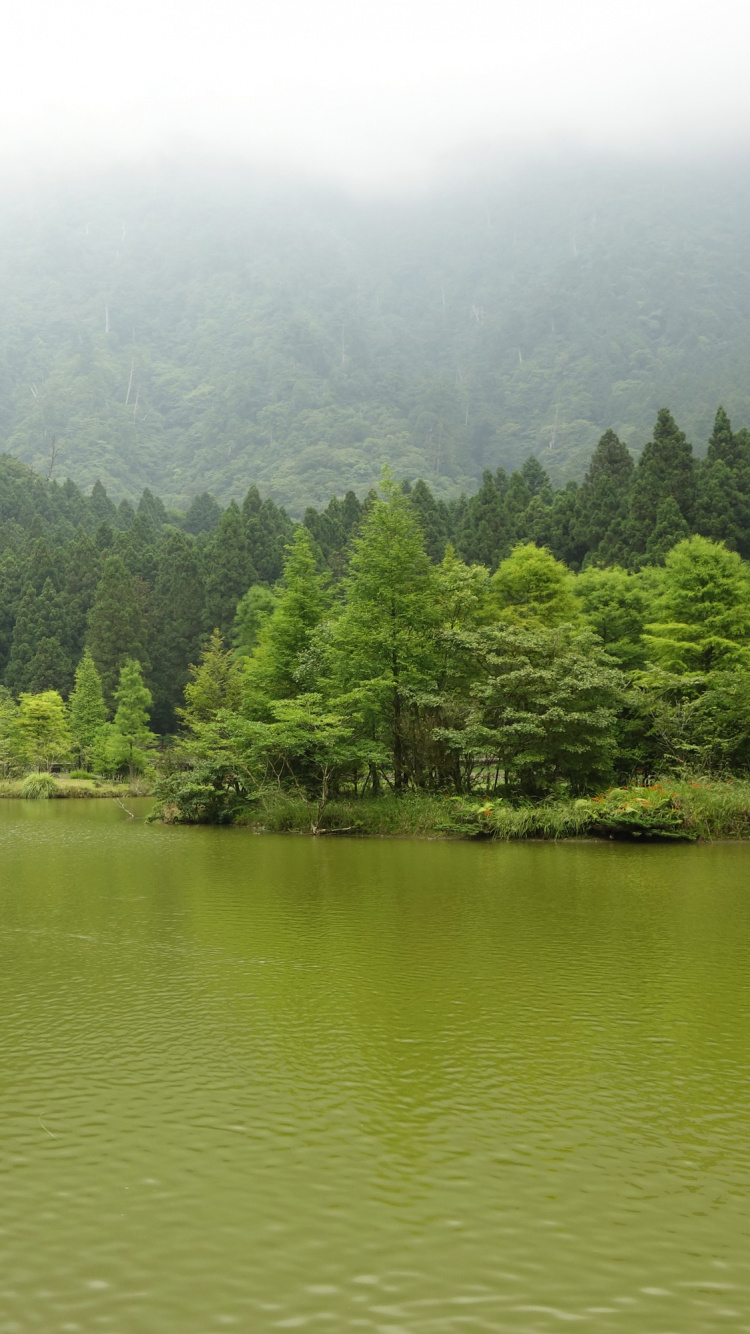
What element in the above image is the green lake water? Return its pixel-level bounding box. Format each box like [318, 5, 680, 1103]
[1, 800, 749, 1332]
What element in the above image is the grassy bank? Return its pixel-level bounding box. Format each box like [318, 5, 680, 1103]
[0, 775, 153, 799]
[224, 780, 750, 842]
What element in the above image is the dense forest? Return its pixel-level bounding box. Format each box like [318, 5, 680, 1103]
[3, 159, 750, 508]
[2, 403, 750, 824]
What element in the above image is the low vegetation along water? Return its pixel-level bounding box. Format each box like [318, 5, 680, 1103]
[1, 800, 749, 1332]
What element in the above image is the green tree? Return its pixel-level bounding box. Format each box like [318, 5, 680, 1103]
[0, 687, 20, 777]
[242, 527, 327, 711]
[16, 691, 72, 772]
[439, 625, 623, 794]
[180, 630, 242, 730]
[87, 556, 152, 705]
[151, 530, 206, 732]
[203, 502, 256, 635]
[69, 649, 108, 768]
[628, 409, 696, 556]
[577, 429, 634, 558]
[232, 585, 277, 656]
[576, 565, 651, 669]
[491, 543, 579, 627]
[330, 478, 440, 791]
[103, 660, 156, 779]
[644, 497, 690, 565]
[643, 536, 750, 673]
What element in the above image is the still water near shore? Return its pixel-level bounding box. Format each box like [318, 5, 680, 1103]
[1, 799, 749, 1332]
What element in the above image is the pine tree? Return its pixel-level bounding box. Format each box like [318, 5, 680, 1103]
[87, 556, 152, 705]
[330, 478, 440, 791]
[184, 492, 222, 535]
[151, 530, 206, 732]
[69, 649, 108, 767]
[180, 629, 242, 729]
[577, 429, 635, 558]
[64, 532, 101, 662]
[628, 409, 696, 555]
[644, 497, 690, 565]
[242, 527, 327, 710]
[203, 502, 256, 634]
[89, 479, 118, 526]
[106, 660, 155, 779]
[6, 578, 72, 695]
[456, 469, 510, 568]
[409, 480, 451, 562]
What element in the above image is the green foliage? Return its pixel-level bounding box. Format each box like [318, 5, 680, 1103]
[643, 536, 750, 673]
[181, 630, 242, 730]
[69, 649, 108, 767]
[582, 784, 696, 840]
[242, 527, 327, 710]
[20, 772, 58, 800]
[101, 660, 155, 779]
[330, 478, 441, 791]
[491, 543, 579, 627]
[440, 624, 624, 795]
[87, 556, 151, 705]
[15, 691, 71, 772]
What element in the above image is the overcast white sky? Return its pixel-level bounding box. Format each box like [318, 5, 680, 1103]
[1, 0, 749, 190]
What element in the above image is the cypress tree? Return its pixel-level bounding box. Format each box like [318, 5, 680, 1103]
[203, 502, 256, 634]
[69, 649, 108, 766]
[107, 659, 155, 780]
[151, 530, 206, 732]
[184, 492, 222, 535]
[577, 429, 635, 558]
[628, 409, 696, 555]
[243, 527, 327, 710]
[87, 555, 152, 705]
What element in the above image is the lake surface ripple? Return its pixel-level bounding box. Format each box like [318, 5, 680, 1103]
[1, 800, 749, 1332]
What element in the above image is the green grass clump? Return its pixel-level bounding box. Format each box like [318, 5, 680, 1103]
[20, 772, 58, 799]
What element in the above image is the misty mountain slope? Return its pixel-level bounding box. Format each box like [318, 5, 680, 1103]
[2, 160, 750, 509]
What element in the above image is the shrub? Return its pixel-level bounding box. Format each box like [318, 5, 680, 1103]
[20, 772, 58, 800]
[68, 769, 96, 780]
[584, 784, 695, 840]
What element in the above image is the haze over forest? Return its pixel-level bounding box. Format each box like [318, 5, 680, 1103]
[2, 156, 750, 511]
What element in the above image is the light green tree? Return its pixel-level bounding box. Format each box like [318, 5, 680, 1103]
[242, 527, 327, 713]
[329, 476, 441, 792]
[491, 543, 579, 627]
[643, 536, 750, 673]
[16, 691, 72, 772]
[69, 649, 108, 768]
[180, 630, 242, 731]
[102, 660, 156, 780]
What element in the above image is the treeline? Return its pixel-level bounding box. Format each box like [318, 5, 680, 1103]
[1, 404, 750, 746]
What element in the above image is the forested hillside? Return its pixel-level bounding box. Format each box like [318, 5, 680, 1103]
[2, 158, 750, 509]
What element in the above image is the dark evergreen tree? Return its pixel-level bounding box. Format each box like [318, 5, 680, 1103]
[644, 498, 690, 565]
[577, 430, 634, 558]
[151, 530, 206, 732]
[89, 479, 118, 526]
[203, 502, 256, 634]
[184, 491, 222, 535]
[627, 409, 696, 556]
[87, 556, 152, 705]
[456, 469, 510, 568]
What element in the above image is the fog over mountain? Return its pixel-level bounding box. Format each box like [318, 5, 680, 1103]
[1, 0, 750, 507]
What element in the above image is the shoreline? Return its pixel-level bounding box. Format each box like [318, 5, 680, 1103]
[5, 779, 750, 844]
